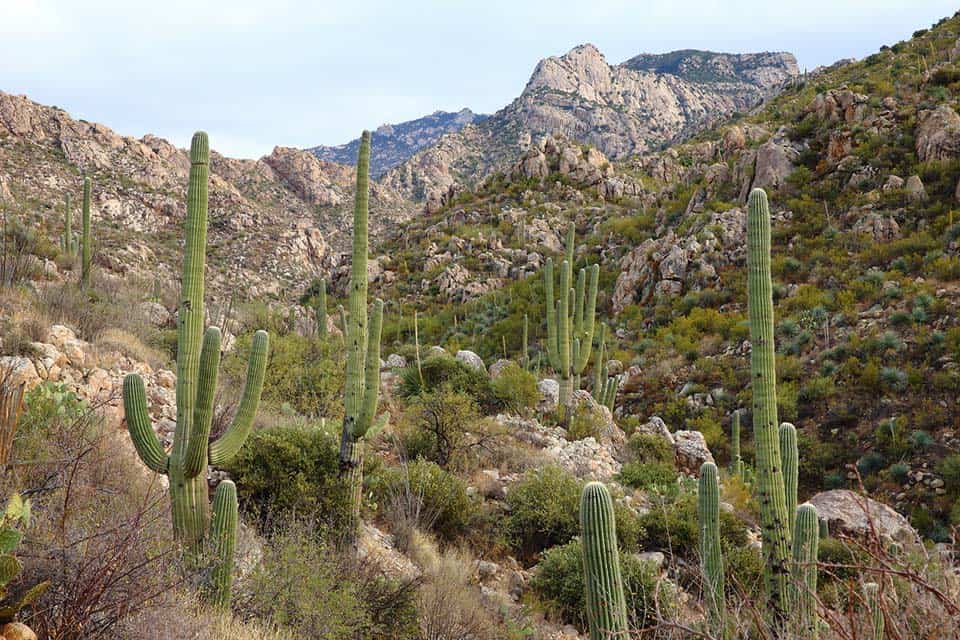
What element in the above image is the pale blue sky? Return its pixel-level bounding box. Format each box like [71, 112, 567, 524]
[0, 1, 955, 158]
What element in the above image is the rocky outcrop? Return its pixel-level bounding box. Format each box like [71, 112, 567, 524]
[808, 490, 920, 545]
[916, 105, 960, 162]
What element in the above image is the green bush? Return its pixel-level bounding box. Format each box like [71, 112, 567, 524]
[618, 462, 677, 490]
[223, 422, 350, 531]
[227, 332, 344, 418]
[399, 387, 482, 469]
[505, 466, 642, 558]
[490, 362, 539, 414]
[937, 454, 960, 494]
[531, 539, 676, 632]
[244, 522, 419, 639]
[638, 493, 748, 559]
[627, 432, 675, 465]
[566, 402, 606, 441]
[398, 354, 498, 412]
[371, 460, 474, 542]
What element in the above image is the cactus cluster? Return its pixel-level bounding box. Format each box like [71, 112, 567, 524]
[580, 482, 629, 640]
[123, 132, 269, 608]
[80, 177, 92, 287]
[591, 324, 617, 411]
[338, 131, 387, 544]
[544, 223, 599, 420]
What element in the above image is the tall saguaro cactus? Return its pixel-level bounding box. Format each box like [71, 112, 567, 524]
[60, 194, 78, 257]
[544, 223, 599, 420]
[698, 462, 726, 637]
[746, 188, 792, 616]
[580, 482, 629, 640]
[791, 503, 820, 639]
[338, 131, 386, 544]
[122, 132, 269, 607]
[80, 177, 92, 287]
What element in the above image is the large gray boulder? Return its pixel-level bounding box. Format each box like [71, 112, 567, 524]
[808, 490, 919, 545]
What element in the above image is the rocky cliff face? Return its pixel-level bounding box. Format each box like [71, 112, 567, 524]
[381, 44, 798, 203]
[0, 91, 413, 300]
[307, 109, 487, 176]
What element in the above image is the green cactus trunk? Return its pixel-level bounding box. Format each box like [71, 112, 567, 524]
[698, 462, 726, 637]
[61, 194, 78, 257]
[780, 422, 798, 536]
[791, 503, 820, 639]
[522, 313, 529, 370]
[338, 131, 385, 545]
[731, 410, 744, 480]
[580, 482, 629, 640]
[544, 224, 599, 423]
[80, 177, 92, 287]
[316, 278, 328, 338]
[123, 132, 269, 608]
[863, 582, 884, 640]
[746, 188, 792, 617]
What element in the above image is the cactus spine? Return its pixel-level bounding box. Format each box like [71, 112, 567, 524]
[863, 582, 884, 640]
[338, 131, 385, 544]
[122, 133, 269, 607]
[579, 482, 629, 640]
[698, 462, 726, 637]
[791, 503, 820, 639]
[60, 194, 78, 257]
[544, 223, 599, 420]
[80, 177, 92, 287]
[316, 278, 328, 338]
[746, 188, 792, 616]
[731, 410, 744, 480]
[780, 422, 798, 536]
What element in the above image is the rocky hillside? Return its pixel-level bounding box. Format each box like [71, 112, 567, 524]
[380, 44, 797, 205]
[0, 91, 415, 301]
[307, 108, 487, 176]
[366, 11, 960, 543]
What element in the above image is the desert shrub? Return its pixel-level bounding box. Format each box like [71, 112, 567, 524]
[241, 522, 419, 640]
[223, 422, 350, 532]
[937, 454, 960, 494]
[618, 462, 677, 491]
[504, 466, 642, 558]
[531, 539, 676, 632]
[398, 387, 486, 470]
[398, 355, 498, 412]
[627, 432, 675, 465]
[490, 363, 539, 414]
[638, 493, 748, 559]
[228, 332, 344, 418]
[416, 547, 500, 640]
[566, 403, 606, 441]
[724, 545, 763, 599]
[371, 460, 474, 542]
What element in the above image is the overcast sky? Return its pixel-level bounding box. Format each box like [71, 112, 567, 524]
[1, 1, 956, 159]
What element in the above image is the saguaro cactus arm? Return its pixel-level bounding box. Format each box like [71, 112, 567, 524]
[183, 327, 221, 478]
[123, 374, 169, 474]
[209, 330, 269, 465]
[780, 422, 799, 536]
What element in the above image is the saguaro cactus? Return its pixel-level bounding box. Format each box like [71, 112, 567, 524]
[791, 503, 820, 639]
[591, 325, 617, 411]
[316, 278, 328, 338]
[746, 188, 792, 615]
[80, 177, 92, 287]
[863, 582, 884, 640]
[698, 462, 726, 637]
[522, 313, 529, 370]
[780, 422, 798, 536]
[731, 410, 745, 480]
[580, 482, 629, 640]
[544, 223, 599, 420]
[208, 480, 238, 608]
[123, 132, 269, 607]
[60, 194, 78, 257]
[338, 131, 386, 544]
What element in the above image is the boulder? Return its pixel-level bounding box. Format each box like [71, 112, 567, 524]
[537, 378, 559, 413]
[916, 105, 960, 162]
[426, 346, 447, 359]
[673, 430, 715, 475]
[455, 350, 486, 373]
[905, 175, 927, 202]
[751, 139, 797, 191]
[0, 356, 41, 391]
[635, 416, 674, 446]
[488, 358, 515, 379]
[385, 354, 407, 369]
[852, 212, 900, 242]
[138, 301, 171, 327]
[1, 623, 37, 640]
[808, 490, 919, 545]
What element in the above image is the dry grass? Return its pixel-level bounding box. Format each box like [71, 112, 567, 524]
[93, 327, 169, 370]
